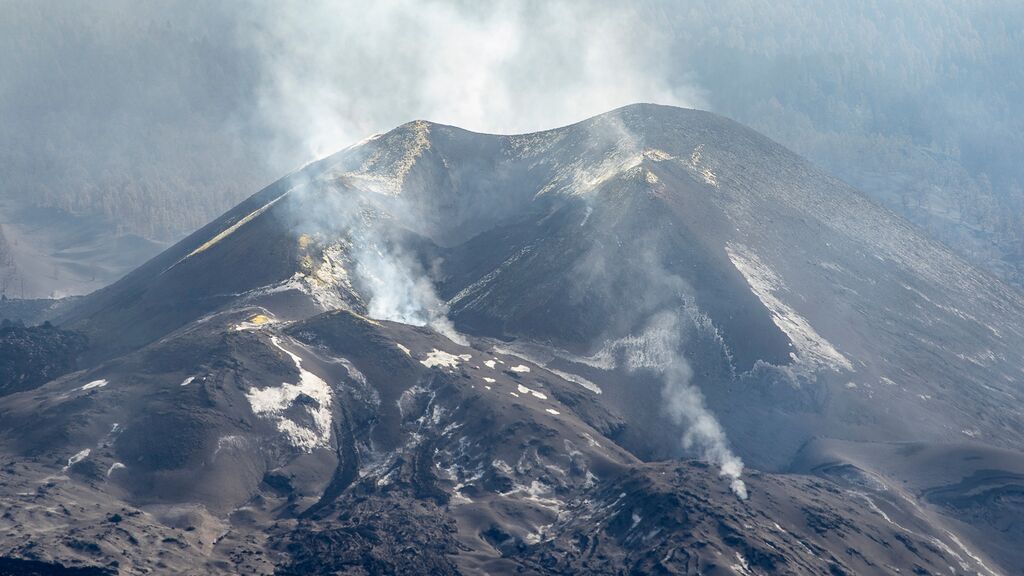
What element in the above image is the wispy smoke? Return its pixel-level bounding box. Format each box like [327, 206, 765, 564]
[354, 240, 465, 344]
[596, 311, 748, 499]
[239, 0, 703, 168]
[284, 171, 465, 345]
[559, 113, 746, 498]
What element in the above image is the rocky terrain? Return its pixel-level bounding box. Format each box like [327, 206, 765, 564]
[0, 104, 1021, 574]
[0, 320, 87, 396]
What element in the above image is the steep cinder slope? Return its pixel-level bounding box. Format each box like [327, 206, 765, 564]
[9, 103, 1019, 573]
[0, 309, 999, 575]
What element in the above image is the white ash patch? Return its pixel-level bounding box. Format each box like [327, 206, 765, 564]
[106, 462, 125, 477]
[396, 343, 412, 356]
[516, 384, 548, 400]
[435, 461, 475, 505]
[180, 376, 196, 387]
[944, 531, 1001, 576]
[901, 283, 1001, 338]
[492, 341, 603, 394]
[545, 408, 561, 415]
[509, 364, 531, 373]
[545, 367, 602, 394]
[64, 449, 90, 471]
[245, 337, 333, 452]
[726, 243, 853, 372]
[643, 148, 674, 162]
[581, 432, 601, 448]
[484, 359, 497, 369]
[682, 144, 719, 188]
[236, 274, 307, 304]
[505, 479, 565, 515]
[523, 530, 549, 545]
[449, 248, 533, 311]
[605, 143, 716, 190]
[483, 377, 496, 383]
[732, 553, 753, 576]
[589, 321, 678, 372]
[97, 423, 122, 450]
[80, 379, 108, 391]
[213, 435, 248, 460]
[492, 459, 515, 476]
[420, 349, 471, 369]
[337, 357, 369, 390]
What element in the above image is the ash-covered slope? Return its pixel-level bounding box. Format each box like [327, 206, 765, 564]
[0, 309, 991, 575]
[2, 104, 1019, 574]
[58, 103, 1024, 467]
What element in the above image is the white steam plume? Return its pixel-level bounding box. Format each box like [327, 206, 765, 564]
[596, 311, 748, 499]
[354, 240, 465, 344]
[285, 176, 466, 345]
[239, 0, 703, 168]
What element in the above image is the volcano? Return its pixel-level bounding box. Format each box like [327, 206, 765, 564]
[1, 104, 1021, 574]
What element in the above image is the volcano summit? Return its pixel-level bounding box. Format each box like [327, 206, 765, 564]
[1, 104, 1022, 574]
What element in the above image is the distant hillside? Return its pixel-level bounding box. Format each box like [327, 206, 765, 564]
[0, 1, 276, 243]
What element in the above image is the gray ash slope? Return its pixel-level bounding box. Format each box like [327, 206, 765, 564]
[1, 104, 1021, 574]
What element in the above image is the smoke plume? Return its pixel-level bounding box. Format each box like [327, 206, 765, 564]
[596, 311, 748, 499]
[284, 171, 465, 345]
[239, 0, 702, 168]
[354, 240, 465, 345]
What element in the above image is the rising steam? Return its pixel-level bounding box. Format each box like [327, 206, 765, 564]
[353, 240, 465, 345]
[284, 171, 465, 345]
[596, 311, 748, 499]
[242, 0, 702, 168]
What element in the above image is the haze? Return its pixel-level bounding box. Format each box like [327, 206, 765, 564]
[2, 0, 1023, 297]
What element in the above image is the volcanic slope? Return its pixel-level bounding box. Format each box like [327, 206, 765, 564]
[0, 104, 1018, 574]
